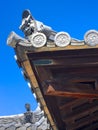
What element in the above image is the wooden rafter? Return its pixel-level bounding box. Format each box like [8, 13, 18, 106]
[46, 90, 98, 99]
[45, 85, 98, 99]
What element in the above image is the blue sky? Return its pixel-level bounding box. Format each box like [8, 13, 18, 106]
[0, 0, 98, 116]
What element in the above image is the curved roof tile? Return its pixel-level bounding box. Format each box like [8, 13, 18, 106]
[0, 106, 50, 130]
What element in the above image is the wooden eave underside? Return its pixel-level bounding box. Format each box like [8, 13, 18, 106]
[15, 44, 98, 130]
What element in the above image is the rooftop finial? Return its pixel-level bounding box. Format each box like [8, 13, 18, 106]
[25, 103, 31, 111]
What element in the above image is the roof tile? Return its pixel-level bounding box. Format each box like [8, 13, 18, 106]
[0, 106, 50, 130]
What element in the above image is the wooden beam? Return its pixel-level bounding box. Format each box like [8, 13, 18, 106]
[59, 98, 90, 110]
[45, 89, 98, 99]
[27, 44, 98, 53]
[66, 112, 98, 130]
[64, 103, 98, 122]
[21, 60, 57, 130]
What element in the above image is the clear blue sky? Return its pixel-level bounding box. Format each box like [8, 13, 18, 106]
[0, 0, 98, 116]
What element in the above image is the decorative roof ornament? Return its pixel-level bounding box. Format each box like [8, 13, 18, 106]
[28, 32, 47, 48]
[25, 103, 31, 112]
[7, 31, 31, 47]
[7, 9, 98, 48]
[54, 32, 71, 47]
[24, 103, 33, 123]
[84, 30, 98, 46]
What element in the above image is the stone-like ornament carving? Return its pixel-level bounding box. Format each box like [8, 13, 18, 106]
[7, 9, 98, 48]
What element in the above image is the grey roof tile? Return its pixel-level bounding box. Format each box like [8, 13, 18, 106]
[0, 127, 5, 130]
[0, 106, 50, 130]
[6, 125, 16, 130]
